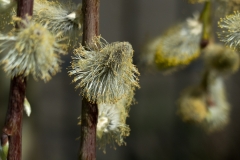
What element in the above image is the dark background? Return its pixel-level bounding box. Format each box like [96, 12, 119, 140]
[1, 0, 240, 160]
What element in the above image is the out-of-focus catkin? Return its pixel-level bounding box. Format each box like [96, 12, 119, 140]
[178, 86, 208, 123]
[141, 14, 202, 71]
[33, 0, 82, 46]
[0, 18, 66, 82]
[203, 43, 239, 74]
[178, 42, 238, 132]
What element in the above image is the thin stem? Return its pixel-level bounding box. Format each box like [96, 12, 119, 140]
[199, 1, 212, 49]
[79, 98, 98, 160]
[79, 0, 99, 160]
[1, 0, 33, 160]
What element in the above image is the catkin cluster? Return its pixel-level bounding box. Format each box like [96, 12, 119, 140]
[69, 36, 140, 104]
[178, 43, 239, 132]
[0, 18, 66, 82]
[72, 37, 139, 151]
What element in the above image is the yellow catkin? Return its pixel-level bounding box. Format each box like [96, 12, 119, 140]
[155, 46, 200, 69]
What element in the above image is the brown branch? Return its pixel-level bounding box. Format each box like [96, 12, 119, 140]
[1, 0, 33, 160]
[3, 77, 27, 160]
[79, 0, 99, 160]
[81, 0, 99, 46]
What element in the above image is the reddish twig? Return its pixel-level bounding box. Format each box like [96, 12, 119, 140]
[1, 0, 33, 160]
[79, 0, 99, 160]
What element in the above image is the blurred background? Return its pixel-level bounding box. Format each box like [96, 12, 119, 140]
[1, 0, 240, 160]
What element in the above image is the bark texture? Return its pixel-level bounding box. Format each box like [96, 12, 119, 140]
[1, 0, 33, 159]
[79, 0, 100, 160]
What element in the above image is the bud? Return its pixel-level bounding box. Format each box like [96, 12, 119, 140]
[24, 97, 31, 117]
[0, 134, 9, 160]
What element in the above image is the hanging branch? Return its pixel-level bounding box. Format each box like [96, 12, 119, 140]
[79, 0, 99, 160]
[1, 0, 33, 160]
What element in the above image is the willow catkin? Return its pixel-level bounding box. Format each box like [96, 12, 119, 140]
[201, 75, 230, 132]
[153, 14, 202, 70]
[203, 43, 239, 74]
[0, 18, 66, 82]
[97, 101, 130, 153]
[218, 11, 240, 50]
[69, 36, 140, 104]
[178, 86, 208, 123]
[33, 0, 82, 46]
[178, 76, 230, 132]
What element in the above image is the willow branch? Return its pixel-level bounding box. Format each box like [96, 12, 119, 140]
[1, 0, 33, 160]
[79, 0, 99, 160]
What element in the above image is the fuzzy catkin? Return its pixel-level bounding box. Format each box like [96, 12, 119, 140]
[33, 0, 82, 46]
[154, 14, 202, 69]
[140, 14, 202, 71]
[69, 37, 140, 104]
[96, 98, 131, 153]
[0, 18, 66, 82]
[218, 11, 240, 50]
[201, 75, 230, 132]
[178, 86, 208, 123]
[178, 77, 230, 132]
[203, 43, 239, 74]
